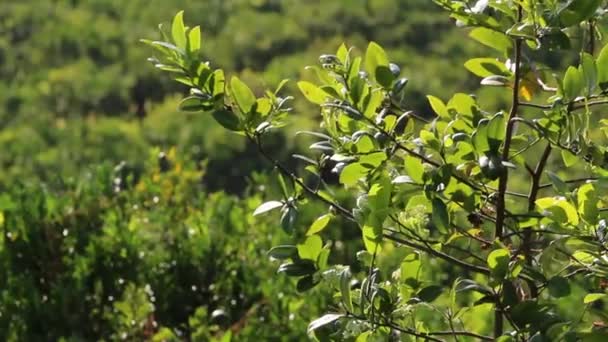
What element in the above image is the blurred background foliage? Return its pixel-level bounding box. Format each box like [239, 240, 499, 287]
[0, 0, 603, 340]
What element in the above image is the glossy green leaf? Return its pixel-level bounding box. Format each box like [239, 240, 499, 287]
[296, 275, 317, 292]
[298, 235, 323, 261]
[487, 248, 510, 279]
[178, 96, 205, 112]
[416, 285, 443, 303]
[469, 27, 513, 54]
[364, 42, 390, 85]
[580, 53, 597, 95]
[340, 268, 353, 312]
[559, 0, 602, 27]
[404, 155, 425, 184]
[171, 11, 186, 49]
[298, 81, 328, 105]
[306, 214, 332, 236]
[339, 163, 368, 187]
[187, 26, 201, 53]
[431, 198, 450, 234]
[268, 245, 298, 260]
[563, 66, 583, 100]
[597, 43, 608, 90]
[278, 260, 316, 277]
[577, 183, 598, 224]
[212, 109, 241, 131]
[231, 76, 256, 113]
[427, 95, 449, 119]
[536, 197, 579, 226]
[253, 201, 283, 216]
[307, 314, 344, 335]
[583, 293, 607, 304]
[464, 58, 510, 78]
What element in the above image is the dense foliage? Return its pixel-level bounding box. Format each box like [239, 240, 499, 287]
[1, 1, 486, 340]
[148, 0, 608, 341]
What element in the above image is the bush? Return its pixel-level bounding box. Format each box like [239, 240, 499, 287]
[148, 2, 608, 340]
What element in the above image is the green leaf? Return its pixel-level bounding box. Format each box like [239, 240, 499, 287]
[404, 155, 425, 183]
[187, 26, 201, 53]
[400, 253, 421, 286]
[536, 197, 579, 226]
[578, 183, 598, 224]
[339, 163, 368, 187]
[469, 27, 513, 54]
[267, 245, 298, 260]
[298, 81, 328, 105]
[179, 96, 205, 112]
[563, 66, 583, 100]
[416, 285, 443, 303]
[306, 214, 332, 236]
[448, 93, 477, 118]
[583, 293, 607, 304]
[171, 11, 187, 49]
[427, 95, 449, 119]
[464, 58, 510, 78]
[487, 248, 510, 279]
[231, 76, 256, 113]
[296, 275, 317, 292]
[298, 235, 323, 261]
[278, 260, 316, 277]
[362, 225, 382, 253]
[364, 42, 390, 85]
[581, 52, 597, 95]
[547, 276, 571, 298]
[307, 314, 344, 335]
[281, 207, 297, 234]
[486, 113, 506, 153]
[212, 109, 241, 131]
[561, 149, 578, 168]
[558, 0, 602, 27]
[253, 201, 283, 216]
[597, 43, 608, 91]
[340, 268, 354, 312]
[431, 198, 450, 234]
[546, 171, 569, 194]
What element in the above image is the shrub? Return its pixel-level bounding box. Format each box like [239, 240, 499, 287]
[148, 2, 608, 340]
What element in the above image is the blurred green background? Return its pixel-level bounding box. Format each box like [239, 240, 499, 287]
[0, 0, 586, 340]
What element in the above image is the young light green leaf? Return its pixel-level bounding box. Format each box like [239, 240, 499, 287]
[580, 53, 597, 95]
[306, 214, 332, 236]
[298, 81, 328, 105]
[231, 76, 256, 113]
[427, 95, 449, 119]
[253, 201, 283, 216]
[487, 248, 510, 279]
[404, 155, 425, 184]
[188, 26, 201, 53]
[364, 42, 390, 85]
[339, 163, 368, 187]
[583, 293, 607, 304]
[577, 183, 598, 224]
[298, 235, 323, 261]
[563, 66, 583, 100]
[597, 43, 608, 91]
[171, 11, 187, 49]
